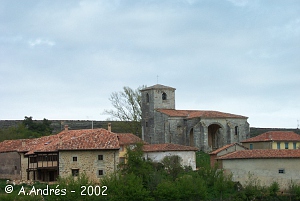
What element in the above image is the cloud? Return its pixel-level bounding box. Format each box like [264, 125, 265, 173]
[28, 38, 55, 47]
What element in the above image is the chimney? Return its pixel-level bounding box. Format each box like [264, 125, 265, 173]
[59, 136, 63, 146]
[64, 125, 68, 131]
[22, 140, 26, 147]
[108, 123, 111, 132]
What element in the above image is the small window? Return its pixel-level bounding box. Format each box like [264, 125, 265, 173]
[14, 166, 17, 170]
[119, 157, 125, 163]
[146, 93, 149, 103]
[294, 142, 297, 149]
[98, 155, 103, 160]
[278, 169, 285, 174]
[72, 169, 79, 176]
[277, 142, 280, 149]
[249, 144, 253, 150]
[146, 121, 148, 127]
[162, 92, 167, 100]
[285, 142, 289, 149]
[98, 170, 104, 176]
[235, 126, 239, 135]
[73, 156, 77, 162]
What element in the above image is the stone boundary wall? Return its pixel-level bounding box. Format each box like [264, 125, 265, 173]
[0, 120, 127, 134]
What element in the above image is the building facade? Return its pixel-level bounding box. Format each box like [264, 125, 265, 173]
[241, 131, 300, 150]
[141, 84, 250, 152]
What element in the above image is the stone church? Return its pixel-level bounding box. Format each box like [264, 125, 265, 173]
[141, 84, 250, 152]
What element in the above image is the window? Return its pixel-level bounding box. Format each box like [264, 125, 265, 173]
[73, 156, 77, 162]
[162, 92, 167, 100]
[278, 169, 285, 174]
[235, 126, 239, 135]
[146, 93, 149, 103]
[146, 121, 148, 127]
[98, 170, 104, 176]
[277, 142, 280, 149]
[285, 142, 289, 149]
[294, 142, 297, 149]
[98, 155, 103, 160]
[119, 157, 125, 163]
[249, 144, 253, 150]
[30, 157, 37, 163]
[72, 169, 79, 176]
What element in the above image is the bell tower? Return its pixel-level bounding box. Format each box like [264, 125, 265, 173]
[140, 84, 176, 143]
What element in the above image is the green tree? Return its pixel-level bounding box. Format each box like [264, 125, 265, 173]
[104, 86, 145, 136]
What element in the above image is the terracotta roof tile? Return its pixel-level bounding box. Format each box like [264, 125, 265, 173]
[157, 109, 247, 119]
[217, 149, 300, 160]
[116, 133, 148, 145]
[210, 143, 247, 155]
[241, 131, 300, 143]
[143, 143, 198, 152]
[34, 129, 119, 153]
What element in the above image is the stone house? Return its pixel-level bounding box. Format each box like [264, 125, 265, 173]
[209, 143, 247, 167]
[241, 131, 300, 150]
[116, 133, 148, 163]
[143, 143, 198, 170]
[0, 127, 120, 182]
[216, 149, 300, 189]
[141, 84, 250, 152]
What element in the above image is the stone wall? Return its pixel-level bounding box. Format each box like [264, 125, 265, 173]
[59, 150, 119, 182]
[223, 158, 300, 189]
[0, 152, 21, 180]
[144, 151, 196, 170]
[0, 120, 136, 134]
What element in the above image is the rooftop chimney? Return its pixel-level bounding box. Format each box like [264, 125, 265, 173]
[64, 125, 68, 131]
[108, 123, 111, 132]
[22, 140, 26, 147]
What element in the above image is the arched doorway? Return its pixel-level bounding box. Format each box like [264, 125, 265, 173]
[208, 124, 221, 150]
[189, 128, 194, 146]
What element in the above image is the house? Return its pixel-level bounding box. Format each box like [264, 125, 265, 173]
[241, 131, 300, 150]
[209, 143, 247, 167]
[140, 84, 250, 152]
[0, 127, 120, 182]
[143, 143, 198, 170]
[216, 149, 300, 188]
[116, 133, 148, 163]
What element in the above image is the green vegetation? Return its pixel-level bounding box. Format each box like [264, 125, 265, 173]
[2, 149, 300, 200]
[0, 116, 53, 142]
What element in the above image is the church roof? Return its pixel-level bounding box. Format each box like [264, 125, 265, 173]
[156, 109, 248, 119]
[140, 84, 176, 91]
[241, 131, 300, 143]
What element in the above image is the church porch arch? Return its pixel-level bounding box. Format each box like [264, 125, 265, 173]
[207, 123, 224, 150]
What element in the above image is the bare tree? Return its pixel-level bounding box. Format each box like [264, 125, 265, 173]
[104, 86, 145, 135]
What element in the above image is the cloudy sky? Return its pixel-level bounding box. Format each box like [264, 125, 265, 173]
[1, 0, 299, 128]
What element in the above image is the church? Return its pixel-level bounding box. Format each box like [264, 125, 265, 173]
[140, 84, 250, 152]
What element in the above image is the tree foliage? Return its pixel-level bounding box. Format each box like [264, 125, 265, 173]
[104, 86, 145, 135]
[0, 116, 53, 141]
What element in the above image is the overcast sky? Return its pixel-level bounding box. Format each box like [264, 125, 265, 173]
[1, 0, 299, 128]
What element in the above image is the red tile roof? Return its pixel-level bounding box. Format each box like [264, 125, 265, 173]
[116, 133, 148, 146]
[143, 143, 198, 152]
[241, 131, 300, 143]
[157, 109, 247, 119]
[0, 139, 23, 153]
[1, 129, 120, 155]
[34, 129, 119, 153]
[217, 149, 300, 160]
[209, 143, 247, 155]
